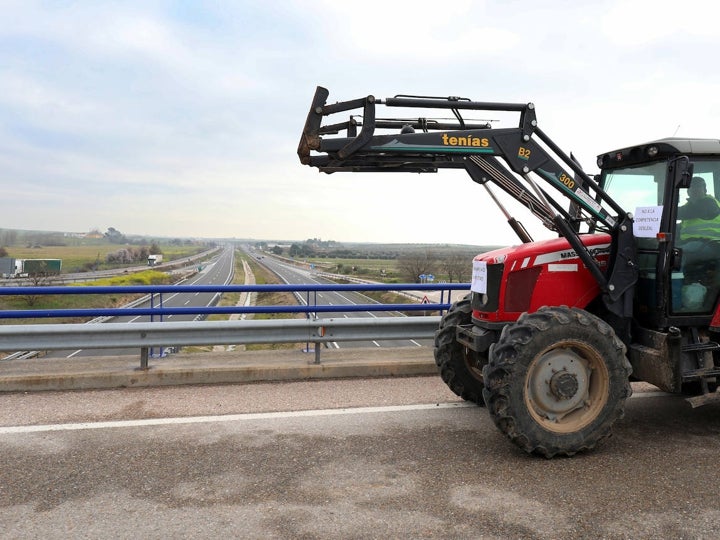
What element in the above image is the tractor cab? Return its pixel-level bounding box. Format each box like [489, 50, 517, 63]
[598, 138, 720, 329]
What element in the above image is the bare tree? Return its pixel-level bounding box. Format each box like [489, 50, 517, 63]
[441, 251, 472, 283]
[22, 263, 59, 307]
[397, 250, 438, 283]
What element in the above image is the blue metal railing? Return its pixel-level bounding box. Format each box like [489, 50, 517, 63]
[0, 283, 470, 320]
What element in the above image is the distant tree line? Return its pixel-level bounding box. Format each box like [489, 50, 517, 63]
[260, 239, 419, 261]
[397, 249, 470, 283]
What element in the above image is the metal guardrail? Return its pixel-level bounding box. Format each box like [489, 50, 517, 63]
[0, 317, 442, 349]
[0, 316, 442, 365]
[0, 283, 469, 367]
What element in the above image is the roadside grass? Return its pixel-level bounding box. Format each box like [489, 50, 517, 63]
[79, 270, 173, 287]
[362, 290, 414, 306]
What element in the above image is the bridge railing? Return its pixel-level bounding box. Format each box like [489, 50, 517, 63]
[0, 283, 470, 367]
[0, 283, 468, 319]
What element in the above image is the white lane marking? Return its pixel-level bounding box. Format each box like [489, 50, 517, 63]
[0, 402, 476, 434]
[0, 391, 679, 435]
[329, 291, 383, 318]
[334, 292, 358, 304]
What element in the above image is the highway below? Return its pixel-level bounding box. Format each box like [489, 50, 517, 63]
[112, 245, 235, 324]
[42, 246, 426, 360]
[49, 246, 236, 359]
[1, 377, 719, 539]
[253, 252, 425, 349]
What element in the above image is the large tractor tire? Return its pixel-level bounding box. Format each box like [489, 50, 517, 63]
[482, 306, 632, 457]
[434, 294, 487, 405]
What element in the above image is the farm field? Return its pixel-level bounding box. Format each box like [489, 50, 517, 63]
[4, 243, 210, 274]
[304, 257, 402, 281]
[0, 241, 217, 324]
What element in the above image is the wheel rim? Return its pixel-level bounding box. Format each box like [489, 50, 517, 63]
[524, 340, 609, 433]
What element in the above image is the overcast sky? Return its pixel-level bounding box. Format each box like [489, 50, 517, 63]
[2, 0, 719, 246]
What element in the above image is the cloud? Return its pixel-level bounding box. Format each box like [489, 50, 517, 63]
[313, 0, 520, 62]
[602, 0, 717, 47]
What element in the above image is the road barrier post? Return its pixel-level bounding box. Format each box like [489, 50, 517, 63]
[139, 347, 149, 370]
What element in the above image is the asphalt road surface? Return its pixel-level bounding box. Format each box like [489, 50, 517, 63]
[1, 377, 719, 539]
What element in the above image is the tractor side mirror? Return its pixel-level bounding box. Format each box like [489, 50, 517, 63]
[672, 156, 694, 189]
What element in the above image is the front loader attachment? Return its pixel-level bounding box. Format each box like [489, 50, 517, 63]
[297, 86, 329, 164]
[298, 86, 524, 174]
[298, 86, 639, 318]
[298, 87, 380, 167]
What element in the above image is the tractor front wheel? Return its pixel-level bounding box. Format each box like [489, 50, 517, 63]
[434, 294, 487, 405]
[482, 306, 632, 457]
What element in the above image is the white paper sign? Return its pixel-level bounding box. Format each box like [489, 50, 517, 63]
[471, 260, 488, 294]
[633, 206, 663, 238]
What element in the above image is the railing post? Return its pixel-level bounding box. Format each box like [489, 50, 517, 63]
[149, 293, 165, 358]
[310, 315, 323, 364]
[139, 347, 149, 370]
[150, 293, 155, 358]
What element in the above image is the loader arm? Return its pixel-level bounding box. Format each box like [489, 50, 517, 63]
[298, 86, 638, 318]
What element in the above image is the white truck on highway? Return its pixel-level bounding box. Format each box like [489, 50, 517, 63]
[147, 254, 163, 266]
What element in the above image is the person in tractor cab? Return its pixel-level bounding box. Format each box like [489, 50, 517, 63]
[678, 176, 720, 229]
[677, 176, 720, 310]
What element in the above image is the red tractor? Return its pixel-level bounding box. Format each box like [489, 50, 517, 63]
[298, 87, 720, 457]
